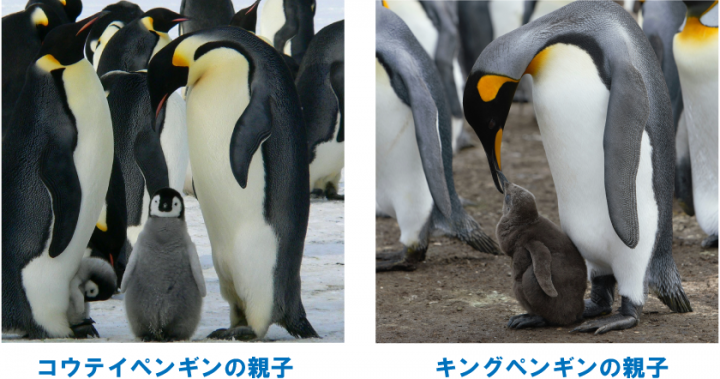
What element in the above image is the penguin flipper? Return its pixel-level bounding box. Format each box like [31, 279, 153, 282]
[304, 69, 340, 161]
[229, 92, 272, 189]
[603, 65, 647, 249]
[39, 138, 82, 258]
[134, 128, 169, 195]
[120, 235, 141, 292]
[330, 61, 345, 143]
[526, 241, 558, 298]
[185, 235, 206, 297]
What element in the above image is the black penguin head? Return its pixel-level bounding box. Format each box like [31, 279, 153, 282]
[86, 1, 145, 61]
[26, 3, 64, 41]
[147, 35, 190, 122]
[61, 0, 83, 22]
[464, 70, 520, 194]
[230, 0, 261, 33]
[502, 182, 538, 221]
[36, 12, 105, 67]
[149, 188, 185, 219]
[140, 8, 188, 34]
[82, 258, 118, 302]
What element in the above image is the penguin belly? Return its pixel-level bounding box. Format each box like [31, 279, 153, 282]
[488, 0, 524, 39]
[259, 0, 287, 51]
[674, 25, 719, 236]
[21, 60, 114, 337]
[309, 110, 344, 191]
[186, 51, 277, 338]
[161, 92, 190, 193]
[386, 0, 438, 55]
[375, 60, 434, 247]
[529, 44, 658, 305]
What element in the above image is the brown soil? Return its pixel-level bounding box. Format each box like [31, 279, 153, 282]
[376, 105, 719, 343]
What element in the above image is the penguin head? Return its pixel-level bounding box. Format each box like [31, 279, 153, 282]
[147, 34, 192, 121]
[501, 182, 538, 221]
[463, 69, 520, 194]
[150, 188, 185, 219]
[27, 4, 64, 41]
[36, 12, 105, 68]
[81, 257, 117, 302]
[61, 0, 83, 22]
[230, 0, 261, 33]
[140, 8, 189, 34]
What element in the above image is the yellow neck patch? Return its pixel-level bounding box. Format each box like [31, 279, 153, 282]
[382, 1, 389, 9]
[30, 7, 49, 27]
[477, 75, 518, 102]
[60, 0, 66, 5]
[525, 44, 556, 76]
[495, 129, 503, 170]
[141, 17, 155, 32]
[36, 54, 63, 72]
[172, 51, 190, 67]
[677, 16, 718, 45]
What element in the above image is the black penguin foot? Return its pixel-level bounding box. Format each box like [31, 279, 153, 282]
[582, 274, 616, 318]
[207, 326, 257, 341]
[701, 234, 718, 248]
[324, 183, 344, 201]
[310, 189, 325, 198]
[582, 298, 613, 319]
[507, 314, 547, 329]
[573, 297, 641, 335]
[376, 247, 426, 272]
[71, 318, 99, 338]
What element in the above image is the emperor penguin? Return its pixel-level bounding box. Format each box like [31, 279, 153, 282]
[2, 3, 63, 131]
[463, 0, 691, 334]
[85, 1, 144, 70]
[641, 0, 694, 216]
[26, 0, 82, 23]
[67, 257, 117, 337]
[2, 14, 115, 339]
[96, 8, 189, 76]
[179, 0, 235, 35]
[122, 188, 205, 342]
[258, 0, 316, 63]
[375, 4, 499, 273]
[673, 1, 718, 248]
[296, 20, 345, 200]
[147, 26, 319, 340]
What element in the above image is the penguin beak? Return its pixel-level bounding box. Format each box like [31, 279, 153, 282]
[463, 71, 519, 194]
[147, 37, 189, 124]
[156, 93, 168, 119]
[76, 16, 99, 36]
[172, 18, 190, 23]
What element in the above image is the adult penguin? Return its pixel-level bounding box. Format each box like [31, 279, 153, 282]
[463, 0, 691, 334]
[179, 0, 235, 35]
[674, 1, 718, 247]
[376, 4, 499, 272]
[258, 0, 315, 63]
[2, 3, 63, 132]
[96, 8, 188, 77]
[296, 20, 344, 200]
[85, 1, 144, 70]
[642, 0, 695, 216]
[26, 0, 82, 23]
[2, 14, 114, 339]
[147, 26, 318, 340]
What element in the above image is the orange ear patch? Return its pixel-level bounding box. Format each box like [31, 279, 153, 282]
[476, 75, 519, 102]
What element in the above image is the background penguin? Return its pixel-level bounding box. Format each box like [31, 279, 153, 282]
[259, 0, 316, 63]
[179, 0, 235, 35]
[2, 15, 114, 339]
[497, 181, 586, 329]
[26, 0, 82, 23]
[375, 4, 499, 273]
[673, 0, 718, 248]
[2, 3, 63, 132]
[121, 188, 205, 342]
[147, 26, 318, 340]
[85, 1, 144, 70]
[463, 0, 691, 334]
[296, 20, 344, 200]
[67, 257, 117, 338]
[96, 8, 188, 76]
[641, 0, 694, 216]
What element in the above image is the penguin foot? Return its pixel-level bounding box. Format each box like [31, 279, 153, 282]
[582, 298, 613, 319]
[573, 296, 641, 334]
[582, 274, 616, 318]
[207, 326, 257, 341]
[701, 234, 718, 248]
[71, 318, 99, 338]
[507, 314, 547, 329]
[376, 247, 426, 272]
[324, 183, 344, 201]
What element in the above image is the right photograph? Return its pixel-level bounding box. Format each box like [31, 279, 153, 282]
[376, 0, 718, 343]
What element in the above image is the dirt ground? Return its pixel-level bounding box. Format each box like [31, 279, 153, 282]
[376, 104, 719, 343]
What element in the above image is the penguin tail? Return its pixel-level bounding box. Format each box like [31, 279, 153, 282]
[648, 253, 693, 313]
[454, 213, 500, 255]
[284, 315, 320, 339]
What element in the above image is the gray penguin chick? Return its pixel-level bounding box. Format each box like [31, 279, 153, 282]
[67, 257, 118, 337]
[496, 181, 587, 328]
[121, 188, 206, 341]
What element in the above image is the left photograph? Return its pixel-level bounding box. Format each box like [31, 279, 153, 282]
[2, 0, 344, 342]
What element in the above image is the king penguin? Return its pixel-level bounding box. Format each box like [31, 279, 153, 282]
[96, 8, 188, 76]
[2, 3, 63, 132]
[673, 0, 718, 248]
[85, 1, 144, 70]
[147, 26, 318, 340]
[26, 0, 82, 23]
[179, 0, 235, 35]
[258, 0, 316, 63]
[296, 20, 345, 200]
[375, 4, 499, 272]
[463, 0, 691, 334]
[2, 14, 115, 339]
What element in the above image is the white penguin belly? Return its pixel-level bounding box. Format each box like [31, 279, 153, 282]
[309, 109, 344, 190]
[259, 0, 286, 50]
[22, 60, 114, 337]
[674, 28, 719, 236]
[126, 188, 150, 245]
[375, 60, 434, 247]
[386, 0, 438, 57]
[488, 0, 524, 39]
[186, 50, 277, 337]
[530, 44, 658, 304]
[161, 92, 190, 193]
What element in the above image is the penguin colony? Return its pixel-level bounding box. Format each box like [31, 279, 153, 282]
[2, 0, 344, 341]
[378, 0, 715, 335]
